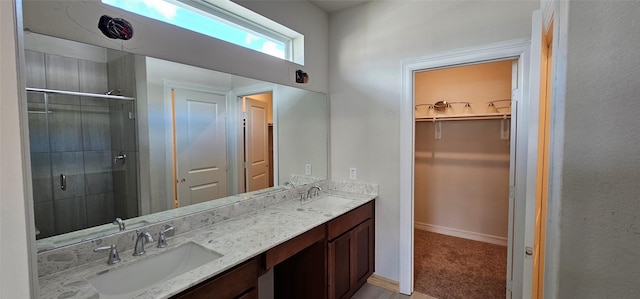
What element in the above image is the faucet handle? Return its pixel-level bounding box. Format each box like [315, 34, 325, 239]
[94, 244, 121, 265]
[157, 225, 175, 248]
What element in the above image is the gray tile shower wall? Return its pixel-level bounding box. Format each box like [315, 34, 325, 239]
[45, 54, 80, 92]
[108, 54, 139, 220]
[26, 49, 137, 238]
[25, 50, 46, 88]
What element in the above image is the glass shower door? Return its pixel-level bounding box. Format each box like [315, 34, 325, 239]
[27, 90, 138, 239]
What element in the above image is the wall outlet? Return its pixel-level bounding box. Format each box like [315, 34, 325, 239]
[305, 164, 312, 175]
[349, 167, 357, 180]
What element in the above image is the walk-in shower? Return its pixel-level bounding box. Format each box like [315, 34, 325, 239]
[25, 49, 139, 239]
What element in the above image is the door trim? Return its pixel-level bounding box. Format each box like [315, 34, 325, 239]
[399, 38, 537, 296]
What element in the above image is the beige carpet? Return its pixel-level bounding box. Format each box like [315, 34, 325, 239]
[414, 230, 507, 299]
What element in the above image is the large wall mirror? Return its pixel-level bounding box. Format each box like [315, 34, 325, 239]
[25, 31, 328, 251]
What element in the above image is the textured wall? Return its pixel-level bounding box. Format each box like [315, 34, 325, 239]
[557, 1, 640, 297]
[329, 1, 538, 281]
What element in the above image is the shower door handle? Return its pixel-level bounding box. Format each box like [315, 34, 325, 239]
[60, 174, 66, 190]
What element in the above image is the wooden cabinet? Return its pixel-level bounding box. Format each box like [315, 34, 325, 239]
[270, 225, 327, 299]
[173, 200, 375, 299]
[327, 202, 375, 299]
[171, 258, 259, 299]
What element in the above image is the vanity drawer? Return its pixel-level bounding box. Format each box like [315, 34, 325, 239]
[172, 257, 258, 299]
[264, 224, 325, 269]
[327, 201, 374, 240]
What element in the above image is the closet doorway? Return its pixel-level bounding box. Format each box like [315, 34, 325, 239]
[413, 60, 516, 299]
[237, 92, 274, 193]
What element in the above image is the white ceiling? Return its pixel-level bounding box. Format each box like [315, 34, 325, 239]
[309, 0, 370, 13]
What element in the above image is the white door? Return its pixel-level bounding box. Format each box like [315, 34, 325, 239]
[173, 88, 228, 207]
[244, 97, 270, 192]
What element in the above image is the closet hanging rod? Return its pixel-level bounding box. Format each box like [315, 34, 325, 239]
[488, 99, 511, 104]
[26, 87, 135, 101]
[416, 113, 511, 122]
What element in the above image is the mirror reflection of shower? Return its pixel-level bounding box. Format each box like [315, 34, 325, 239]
[25, 48, 139, 239]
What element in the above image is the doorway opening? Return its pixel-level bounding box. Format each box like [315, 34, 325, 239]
[400, 38, 538, 296]
[413, 60, 516, 298]
[239, 92, 274, 193]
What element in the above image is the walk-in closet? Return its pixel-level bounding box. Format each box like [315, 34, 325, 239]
[413, 60, 515, 299]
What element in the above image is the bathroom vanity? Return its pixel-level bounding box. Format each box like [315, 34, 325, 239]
[173, 201, 374, 299]
[37, 182, 377, 299]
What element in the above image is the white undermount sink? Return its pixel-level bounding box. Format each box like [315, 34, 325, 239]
[87, 241, 222, 299]
[304, 195, 353, 210]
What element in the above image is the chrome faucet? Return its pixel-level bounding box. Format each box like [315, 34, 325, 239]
[113, 217, 125, 231]
[307, 186, 322, 199]
[133, 230, 154, 256]
[94, 244, 121, 265]
[157, 225, 175, 248]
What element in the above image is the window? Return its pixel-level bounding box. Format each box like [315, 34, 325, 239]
[102, 0, 300, 61]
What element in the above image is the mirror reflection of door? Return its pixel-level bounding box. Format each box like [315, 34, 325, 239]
[243, 95, 274, 192]
[172, 88, 228, 207]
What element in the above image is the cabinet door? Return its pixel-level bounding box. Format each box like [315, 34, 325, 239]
[172, 258, 258, 299]
[352, 219, 374, 289]
[328, 232, 352, 299]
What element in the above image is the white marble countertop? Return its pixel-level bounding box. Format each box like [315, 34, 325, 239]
[38, 190, 375, 299]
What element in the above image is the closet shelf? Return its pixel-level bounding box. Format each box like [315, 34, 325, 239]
[415, 113, 511, 122]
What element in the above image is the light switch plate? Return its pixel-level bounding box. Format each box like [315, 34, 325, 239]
[305, 164, 312, 175]
[349, 167, 357, 180]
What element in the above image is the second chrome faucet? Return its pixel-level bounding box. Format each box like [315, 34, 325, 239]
[133, 230, 154, 256]
[133, 225, 176, 256]
[300, 185, 322, 201]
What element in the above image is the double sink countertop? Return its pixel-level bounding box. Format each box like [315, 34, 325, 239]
[38, 189, 376, 299]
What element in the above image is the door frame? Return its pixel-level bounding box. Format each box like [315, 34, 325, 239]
[163, 80, 231, 209]
[243, 95, 271, 192]
[399, 37, 540, 297]
[230, 83, 278, 194]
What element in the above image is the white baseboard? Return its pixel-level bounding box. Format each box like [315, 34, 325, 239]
[415, 222, 508, 246]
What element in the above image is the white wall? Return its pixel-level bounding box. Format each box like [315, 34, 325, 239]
[0, 1, 35, 297]
[415, 121, 510, 243]
[551, 2, 640, 298]
[329, 1, 538, 281]
[276, 85, 328, 183]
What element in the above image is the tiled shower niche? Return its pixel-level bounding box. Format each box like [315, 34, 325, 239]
[26, 49, 139, 239]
